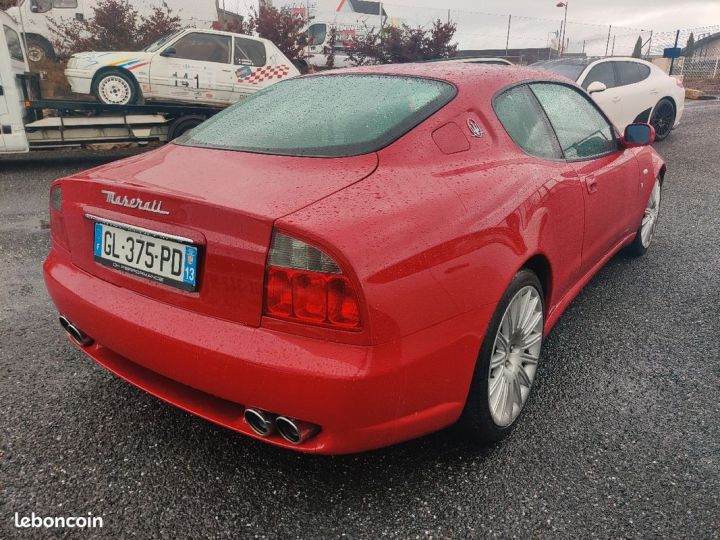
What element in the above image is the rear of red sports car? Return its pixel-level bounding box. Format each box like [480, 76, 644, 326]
[44, 64, 619, 453]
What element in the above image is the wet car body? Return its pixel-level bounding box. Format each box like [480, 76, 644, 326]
[44, 63, 665, 453]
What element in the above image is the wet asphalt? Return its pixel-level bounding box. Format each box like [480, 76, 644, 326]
[1, 101, 719, 539]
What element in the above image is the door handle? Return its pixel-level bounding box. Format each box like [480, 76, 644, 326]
[612, 96, 621, 103]
[586, 176, 598, 194]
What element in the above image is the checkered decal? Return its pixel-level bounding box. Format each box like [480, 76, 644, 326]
[238, 65, 292, 85]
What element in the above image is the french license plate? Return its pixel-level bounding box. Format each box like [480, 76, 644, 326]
[93, 222, 198, 291]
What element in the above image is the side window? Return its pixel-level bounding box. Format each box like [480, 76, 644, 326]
[531, 83, 618, 160]
[617, 62, 650, 86]
[234, 37, 266, 67]
[169, 33, 231, 64]
[307, 24, 327, 46]
[581, 62, 616, 90]
[494, 85, 563, 160]
[4, 25, 24, 62]
[53, 0, 78, 7]
[30, 0, 53, 13]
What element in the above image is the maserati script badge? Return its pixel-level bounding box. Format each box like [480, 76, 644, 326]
[101, 190, 170, 215]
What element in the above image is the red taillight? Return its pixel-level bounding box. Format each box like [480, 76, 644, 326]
[265, 267, 292, 316]
[328, 277, 360, 326]
[293, 272, 327, 322]
[263, 232, 361, 329]
[676, 78, 684, 88]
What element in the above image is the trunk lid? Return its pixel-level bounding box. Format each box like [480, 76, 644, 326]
[60, 144, 378, 326]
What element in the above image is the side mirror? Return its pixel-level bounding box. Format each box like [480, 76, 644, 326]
[622, 123, 656, 148]
[160, 47, 177, 57]
[587, 81, 607, 94]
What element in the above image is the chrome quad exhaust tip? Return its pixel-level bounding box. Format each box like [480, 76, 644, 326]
[275, 416, 320, 445]
[58, 315, 94, 347]
[243, 408, 276, 437]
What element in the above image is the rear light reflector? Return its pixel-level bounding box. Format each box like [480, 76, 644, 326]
[50, 185, 62, 211]
[49, 184, 70, 251]
[264, 232, 361, 329]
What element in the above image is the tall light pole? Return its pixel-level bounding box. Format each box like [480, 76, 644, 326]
[556, 2, 568, 56]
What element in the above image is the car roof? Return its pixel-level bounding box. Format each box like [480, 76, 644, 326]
[533, 57, 592, 67]
[318, 62, 568, 94]
[179, 27, 271, 45]
[423, 57, 513, 65]
[535, 56, 653, 66]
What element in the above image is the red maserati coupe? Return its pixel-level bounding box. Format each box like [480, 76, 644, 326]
[44, 63, 665, 454]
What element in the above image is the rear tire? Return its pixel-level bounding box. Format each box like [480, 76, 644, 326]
[626, 178, 662, 257]
[25, 35, 56, 63]
[460, 269, 545, 443]
[167, 115, 206, 140]
[650, 98, 676, 141]
[93, 70, 139, 105]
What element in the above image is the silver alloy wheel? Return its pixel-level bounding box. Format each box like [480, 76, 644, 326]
[640, 180, 661, 248]
[488, 285, 543, 427]
[97, 75, 133, 105]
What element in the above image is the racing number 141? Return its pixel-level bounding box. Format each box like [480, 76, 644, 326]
[173, 72, 200, 89]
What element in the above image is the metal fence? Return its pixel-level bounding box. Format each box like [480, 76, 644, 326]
[366, 3, 720, 65]
[381, 3, 650, 57]
[675, 56, 720, 79]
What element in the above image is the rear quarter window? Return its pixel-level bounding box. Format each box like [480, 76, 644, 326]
[617, 62, 651, 86]
[178, 74, 457, 157]
[493, 85, 563, 160]
[234, 37, 266, 67]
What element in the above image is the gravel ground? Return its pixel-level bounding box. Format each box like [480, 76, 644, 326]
[1, 103, 719, 539]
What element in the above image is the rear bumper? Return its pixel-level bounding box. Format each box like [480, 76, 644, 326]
[44, 249, 490, 454]
[64, 69, 93, 95]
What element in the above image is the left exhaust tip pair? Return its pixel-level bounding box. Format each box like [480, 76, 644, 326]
[59, 315, 94, 347]
[243, 408, 319, 445]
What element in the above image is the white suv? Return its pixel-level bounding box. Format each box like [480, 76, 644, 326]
[532, 57, 685, 140]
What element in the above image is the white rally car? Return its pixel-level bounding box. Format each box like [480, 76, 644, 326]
[65, 28, 300, 106]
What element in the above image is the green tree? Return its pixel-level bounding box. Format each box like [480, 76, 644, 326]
[324, 25, 337, 68]
[685, 32, 695, 57]
[632, 36, 643, 58]
[347, 19, 457, 66]
[253, 4, 306, 64]
[50, 0, 180, 57]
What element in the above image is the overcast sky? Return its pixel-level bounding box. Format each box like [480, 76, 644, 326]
[379, 0, 720, 31]
[222, 0, 720, 31]
[218, 0, 719, 53]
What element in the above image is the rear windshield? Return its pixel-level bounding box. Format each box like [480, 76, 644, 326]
[531, 59, 590, 81]
[177, 74, 456, 157]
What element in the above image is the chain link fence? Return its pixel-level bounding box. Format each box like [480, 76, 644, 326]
[675, 56, 720, 79]
[368, 3, 720, 76]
